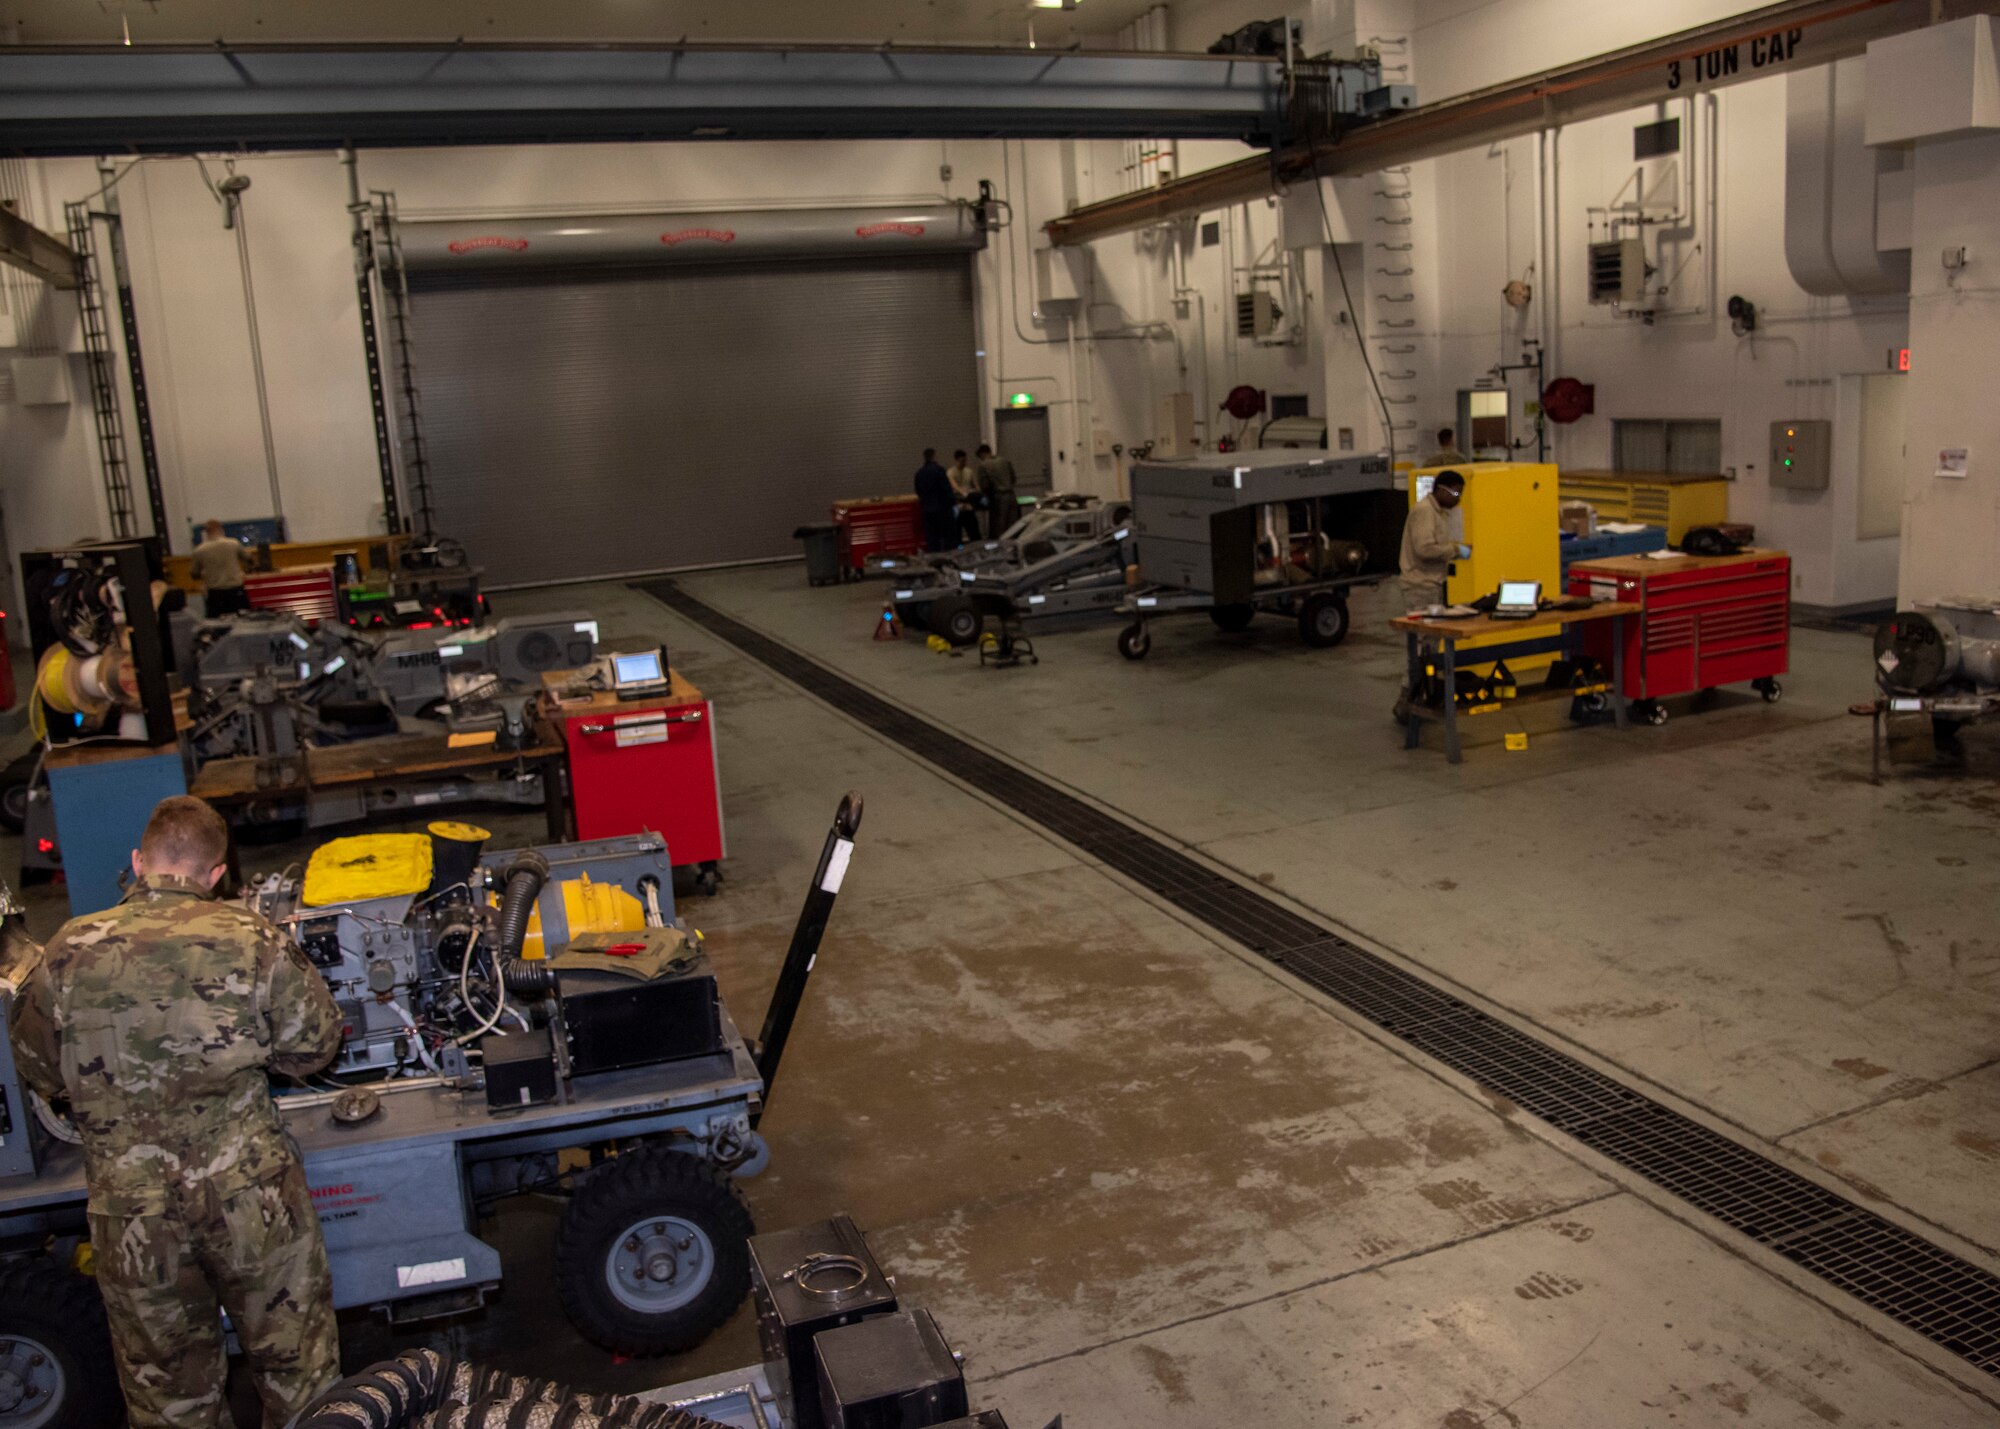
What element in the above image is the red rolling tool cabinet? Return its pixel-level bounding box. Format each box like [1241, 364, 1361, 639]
[831, 495, 925, 574]
[550, 671, 726, 893]
[1565, 549, 1791, 724]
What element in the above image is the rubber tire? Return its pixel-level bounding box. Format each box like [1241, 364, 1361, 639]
[0, 775, 30, 836]
[1117, 624, 1152, 661]
[555, 1148, 753, 1357]
[1209, 603, 1256, 634]
[0, 1258, 122, 1429]
[1641, 701, 1669, 727]
[1758, 679, 1783, 704]
[1298, 594, 1351, 649]
[927, 595, 983, 649]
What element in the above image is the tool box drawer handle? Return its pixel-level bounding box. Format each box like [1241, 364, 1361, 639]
[576, 712, 702, 735]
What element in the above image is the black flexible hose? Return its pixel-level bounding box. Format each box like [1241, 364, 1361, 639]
[495, 851, 552, 996]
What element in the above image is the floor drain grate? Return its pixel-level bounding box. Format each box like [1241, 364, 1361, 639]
[641, 579, 2000, 1379]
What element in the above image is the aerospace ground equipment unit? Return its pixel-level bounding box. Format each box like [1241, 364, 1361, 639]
[892, 497, 1137, 648]
[294, 1213, 1019, 1429]
[1869, 597, 2000, 768]
[0, 797, 865, 1427]
[1115, 449, 1402, 659]
[372, 610, 600, 741]
[182, 611, 389, 766]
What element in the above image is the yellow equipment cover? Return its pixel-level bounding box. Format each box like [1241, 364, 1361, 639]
[302, 834, 435, 906]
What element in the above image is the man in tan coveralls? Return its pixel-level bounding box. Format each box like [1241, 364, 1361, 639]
[9, 796, 344, 1428]
[1394, 470, 1472, 721]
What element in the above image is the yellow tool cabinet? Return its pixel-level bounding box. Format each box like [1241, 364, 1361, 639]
[1558, 470, 1729, 543]
[1408, 462, 1561, 674]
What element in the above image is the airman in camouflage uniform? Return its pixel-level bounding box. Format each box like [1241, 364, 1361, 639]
[8, 795, 345, 1429]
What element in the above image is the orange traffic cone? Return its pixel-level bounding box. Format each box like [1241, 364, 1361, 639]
[873, 604, 903, 641]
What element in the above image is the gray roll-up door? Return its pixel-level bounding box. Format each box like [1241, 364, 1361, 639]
[403, 255, 980, 585]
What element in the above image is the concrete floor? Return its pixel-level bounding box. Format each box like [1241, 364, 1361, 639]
[8, 568, 1998, 1425]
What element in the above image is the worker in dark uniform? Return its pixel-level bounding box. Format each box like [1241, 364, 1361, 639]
[9, 796, 344, 1429]
[1427, 426, 1470, 467]
[914, 448, 957, 553]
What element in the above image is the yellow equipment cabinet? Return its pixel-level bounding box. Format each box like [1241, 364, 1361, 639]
[1557, 470, 1728, 543]
[1409, 461, 1561, 674]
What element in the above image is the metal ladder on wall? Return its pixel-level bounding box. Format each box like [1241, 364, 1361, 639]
[370, 192, 437, 539]
[63, 202, 141, 540]
[1365, 32, 1422, 461]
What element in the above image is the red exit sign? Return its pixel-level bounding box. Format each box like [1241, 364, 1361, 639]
[1889, 347, 1911, 372]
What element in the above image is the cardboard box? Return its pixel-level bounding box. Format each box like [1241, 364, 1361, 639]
[1559, 500, 1597, 538]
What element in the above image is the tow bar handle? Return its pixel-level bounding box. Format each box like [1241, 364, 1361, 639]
[752, 792, 862, 1119]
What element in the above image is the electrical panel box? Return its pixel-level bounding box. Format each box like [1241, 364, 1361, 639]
[1587, 238, 1647, 306]
[1770, 419, 1832, 491]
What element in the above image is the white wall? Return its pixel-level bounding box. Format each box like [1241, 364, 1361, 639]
[6, 0, 1969, 619]
[0, 131, 1323, 564]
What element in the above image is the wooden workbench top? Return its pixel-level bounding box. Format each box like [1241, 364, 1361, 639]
[189, 719, 565, 802]
[1389, 601, 1641, 640]
[542, 668, 704, 719]
[1561, 469, 1731, 486]
[1565, 547, 1785, 577]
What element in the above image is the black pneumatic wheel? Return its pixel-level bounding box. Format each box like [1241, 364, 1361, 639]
[1116, 624, 1151, 661]
[555, 1147, 753, 1357]
[1209, 603, 1256, 633]
[1298, 594, 1351, 649]
[927, 594, 983, 649]
[0, 1258, 121, 1429]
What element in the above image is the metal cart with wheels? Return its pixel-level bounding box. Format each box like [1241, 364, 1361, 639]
[1116, 447, 1404, 662]
[1113, 572, 1383, 660]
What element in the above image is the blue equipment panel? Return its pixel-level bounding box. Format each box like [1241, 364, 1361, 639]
[48, 749, 188, 916]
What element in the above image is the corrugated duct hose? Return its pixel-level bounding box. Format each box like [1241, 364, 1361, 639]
[495, 851, 554, 997]
[296, 1349, 729, 1429]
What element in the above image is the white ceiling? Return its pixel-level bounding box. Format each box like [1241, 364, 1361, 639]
[5, 0, 1172, 48]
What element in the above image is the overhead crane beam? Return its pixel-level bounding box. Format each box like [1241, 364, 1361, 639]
[1046, 0, 1975, 247]
[0, 44, 1285, 156]
[0, 204, 80, 289]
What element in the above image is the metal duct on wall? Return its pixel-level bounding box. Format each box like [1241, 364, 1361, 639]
[398, 203, 984, 271]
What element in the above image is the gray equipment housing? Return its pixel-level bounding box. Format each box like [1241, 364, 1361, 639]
[1129, 449, 1397, 603]
[373, 612, 601, 719]
[1875, 598, 2000, 694]
[183, 612, 385, 763]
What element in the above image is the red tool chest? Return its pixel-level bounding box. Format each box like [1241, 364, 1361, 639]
[1566, 549, 1790, 716]
[552, 672, 727, 893]
[831, 495, 925, 574]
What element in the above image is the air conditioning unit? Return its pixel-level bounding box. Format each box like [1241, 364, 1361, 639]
[1236, 290, 1282, 338]
[1587, 238, 1648, 306]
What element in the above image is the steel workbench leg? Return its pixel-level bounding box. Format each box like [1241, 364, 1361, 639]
[1612, 615, 1629, 730]
[1404, 633, 1422, 750]
[1442, 637, 1462, 764]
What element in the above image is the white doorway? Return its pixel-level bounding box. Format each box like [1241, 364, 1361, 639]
[1856, 372, 1907, 541]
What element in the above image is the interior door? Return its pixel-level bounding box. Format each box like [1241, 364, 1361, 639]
[994, 407, 1052, 494]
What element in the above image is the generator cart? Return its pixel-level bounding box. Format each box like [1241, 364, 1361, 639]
[1113, 448, 1406, 660]
[0, 796, 863, 1429]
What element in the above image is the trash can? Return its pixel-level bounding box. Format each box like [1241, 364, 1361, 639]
[794, 523, 845, 587]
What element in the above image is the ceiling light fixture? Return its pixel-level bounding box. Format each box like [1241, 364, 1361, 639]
[1031, 0, 1080, 10]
